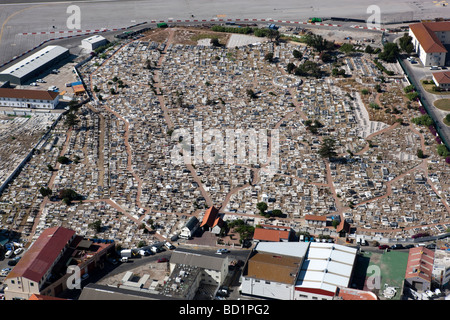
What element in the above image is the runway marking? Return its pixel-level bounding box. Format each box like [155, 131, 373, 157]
[0, 3, 49, 48]
[19, 29, 108, 35]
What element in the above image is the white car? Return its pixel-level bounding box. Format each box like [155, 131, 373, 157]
[216, 249, 230, 254]
[4, 250, 13, 258]
[14, 248, 23, 255]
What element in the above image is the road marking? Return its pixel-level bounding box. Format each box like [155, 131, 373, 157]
[0, 4, 48, 48]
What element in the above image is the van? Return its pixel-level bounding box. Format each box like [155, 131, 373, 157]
[5, 250, 13, 259]
[430, 66, 440, 70]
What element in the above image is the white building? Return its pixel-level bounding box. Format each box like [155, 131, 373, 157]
[0, 88, 59, 109]
[0, 45, 69, 85]
[432, 249, 450, 288]
[81, 35, 108, 51]
[294, 242, 358, 300]
[409, 21, 450, 67]
[240, 242, 358, 300]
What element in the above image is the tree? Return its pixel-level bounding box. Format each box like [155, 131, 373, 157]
[64, 112, 79, 128]
[293, 49, 303, 59]
[399, 33, 414, 54]
[256, 202, 268, 215]
[378, 42, 399, 63]
[318, 138, 337, 160]
[445, 113, 450, 123]
[47, 164, 54, 172]
[339, 43, 354, 54]
[246, 89, 257, 99]
[39, 186, 52, 198]
[59, 188, 81, 206]
[286, 62, 296, 74]
[271, 209, 283, 217]
[89, 220, 102, 233]
[437, 144, 450, 157]
[417, 149, 425, 159]
[211, 37, 221, 47]
[57, 156, 70, 164]
[365, 45, 374, 54]
[264, 52, 274, 63]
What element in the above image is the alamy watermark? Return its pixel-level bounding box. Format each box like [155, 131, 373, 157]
[366, 5, 381, 29]
[66, 5, 81, 30]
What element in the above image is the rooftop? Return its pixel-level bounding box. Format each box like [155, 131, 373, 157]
[0, 88, 59, 101]
[409, 22, 449, 53]
[0, 45, 69, 79]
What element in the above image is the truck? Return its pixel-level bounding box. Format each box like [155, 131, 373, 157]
[120, 249, 132, 258]
[157, 22, 168, 28]
[308, 17, 322, 23]
[267, 23, 278, 30]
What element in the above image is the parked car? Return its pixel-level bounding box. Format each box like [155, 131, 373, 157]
[13, 248, 23, 255]
[378, 245, 389, 250]
[391, 244, 404, 250]
[216, 249, 230, 254]
[404, 244, 415, 249]
[426, 243, 436, 250]
[157, 258, 168, 263]
[4, 250, 13, 259]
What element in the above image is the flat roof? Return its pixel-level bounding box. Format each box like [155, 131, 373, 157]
[0, 45, 69, 79]
[295, 242, 357, 295]
[255, 242, 310, 258]
[82, 35, 106, 44]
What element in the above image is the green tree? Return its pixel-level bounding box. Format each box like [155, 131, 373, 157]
[64, 112, 79, 128]
[286, 62, 296, 74]
[57, 156, 70, 164]
[378, 42, 399, 63]
[318, 138, 338, 160]
[417, 149, 425, 159]
[89, 220, 102, 233]
[39, 186, 52, 198]
[437, 144, 450, 157]
[264, 52, 274, 62]
[256, 202, 268, 215]
[339, 43, 354, 54]
[293, 49, 302, 59]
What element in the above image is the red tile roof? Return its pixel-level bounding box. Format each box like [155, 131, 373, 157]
[409, 22, 449, 53]
[0, 88, 59, 101]
[253, 228, 291, 242]
[5, 227, 75, 283]
[433, 70, 450, 84]
[200, 206, 221, 228]
[337, 287, 378, 300]
[304, 214, 327, 221]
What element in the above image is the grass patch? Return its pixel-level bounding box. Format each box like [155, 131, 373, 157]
[434, 98, 450, 111]
[421, 80, 450, 95]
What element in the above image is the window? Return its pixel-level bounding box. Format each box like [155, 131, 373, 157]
[30, 283, 34, 287]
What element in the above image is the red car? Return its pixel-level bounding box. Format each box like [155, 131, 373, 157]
[378, 245, 389, 250]
[157, 258, 168, 263]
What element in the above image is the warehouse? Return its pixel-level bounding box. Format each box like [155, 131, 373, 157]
[81, 35, 108, 51]
[0, 45, 70, 85]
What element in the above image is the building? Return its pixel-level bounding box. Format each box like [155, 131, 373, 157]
[169, 248, 229, 287]
[179, 216, 199, 239]
[432, 249, 450, 288]
[294, 242, 358, 300]
[404, 246, 435, 292]
[79, 283, 176, 300]
[304, 214, 327, 227]
[200, 206, 224, 235]
[0, 88, 59, 109]
[241, 242, 309, 300]
[240, 242, 358, 300]
[3, 227, 114, 300]
[409, 21, 450, 67]
[0, 45, 70, 84]
[432, 70, 450, 90]
[253, 224, 295, 243]
[81, 35, 108, 51]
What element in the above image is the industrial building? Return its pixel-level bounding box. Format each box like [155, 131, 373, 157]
[3, 226, 114, 300]
[0, 45, 70, 85]
[81, 35, 108, 51]
[240, 242, 358, 300]
[409, 21, 450, 67]
[0, 88, 60, 109]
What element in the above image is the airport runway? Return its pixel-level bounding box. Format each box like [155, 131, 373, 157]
[0, 0, 448, 66]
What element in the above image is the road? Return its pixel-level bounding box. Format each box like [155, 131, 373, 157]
[0, 0, 447, 66]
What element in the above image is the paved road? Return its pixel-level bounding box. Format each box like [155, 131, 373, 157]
[0, 0, 446, 66]
[401, 56, 450, 148]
